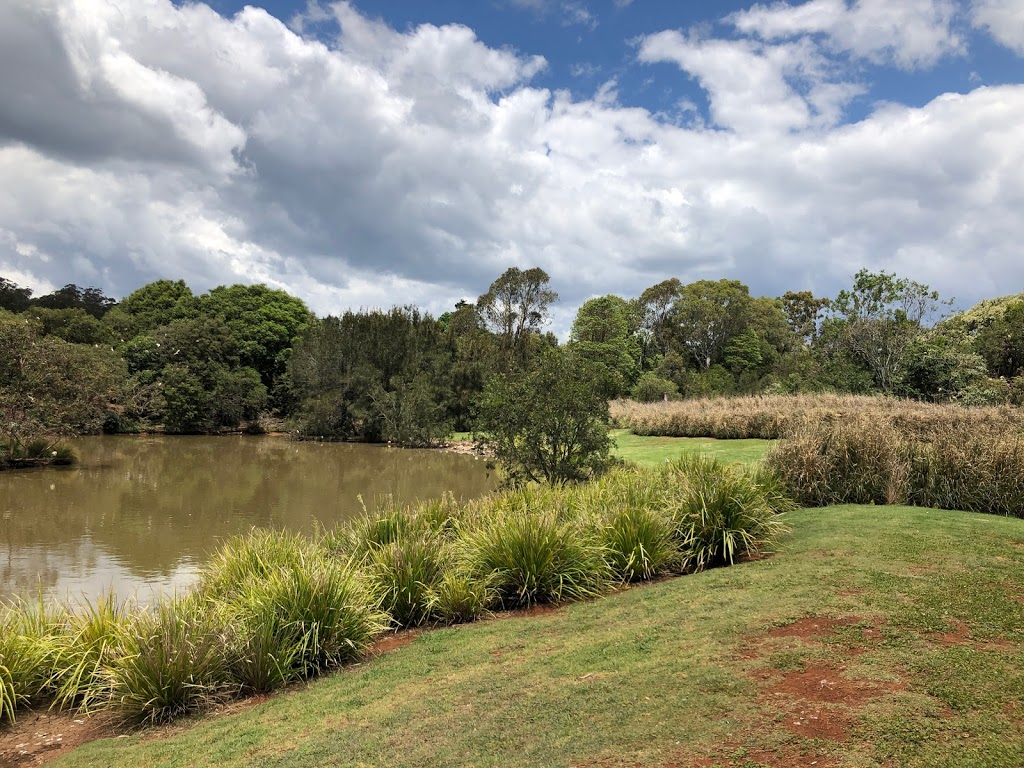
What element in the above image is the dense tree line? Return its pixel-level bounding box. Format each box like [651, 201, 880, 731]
[1, 266, 1022, 460]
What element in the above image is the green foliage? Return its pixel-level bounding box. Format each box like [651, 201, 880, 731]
[108, 597, 229, 723]
[0, 276, 33, 313]
[663, 454, 789, 570]
[597, 501, 678, 582]
[829, 269, 949, 391]
[0, 311, 125, 457]
[0, 600, 60, 722]
[25, 307, 112, 344]
[104, 280, 198, 339]
[895, 332, 988, 402]
[670, 279, 754, 371]
[476, 266, 558, 369]
[630, 372, 679, 403]
[457, 507, 609, 608]
[288, 308, 453, 445]
[974, 300, 1024, 378]
[49, 594, 128, 712]
[478, 348, 613, 484]
[364, 536, 448, 627]
[570, 295, 641, 398]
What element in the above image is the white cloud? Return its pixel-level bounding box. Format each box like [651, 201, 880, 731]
[0, 0, 1022, 333]
[730, 0, 963, 69]
[972, 0, 1024, 54]
[638, 31, 863, 134]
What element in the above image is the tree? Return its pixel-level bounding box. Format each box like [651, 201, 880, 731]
[477, 267, 557, 367]
[0, 277, 32, 313]
[830, 269, 948, 392]
[25, 307, 112, 345]
[104, 279, 198, 339]
[477, 348, 613, 484]
[569, 295, 641, 397]
[669, 279, 753, 371]
[780, 290, 830, 346]
[32, 284, 116, 318]
[974, 301, 1024, 379]
[0, 311, 124, 456]
[198, 284, 312, 391]
[638, 278, 683, 357]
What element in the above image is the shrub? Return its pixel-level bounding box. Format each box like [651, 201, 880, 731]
[199, 529, 317, 600]
[664, 454, 789, 571]
[49, 594, 129, 712]
[598, 504, 678, 582]
[477, 348, 613, 484]
[364, 535, 448, 627]
[427, 572, 493, 625]
[107, 597, 229, 723]
[0, 600, 61, 723]
[457, 508, 610, 608]
[630, 373, 679, 403]
[220, 557, 385, 688]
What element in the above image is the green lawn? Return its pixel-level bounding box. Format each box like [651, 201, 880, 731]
[451, 429, 772, 467]
[51, 505, 1024, 768]
[610, 428, 771, 467]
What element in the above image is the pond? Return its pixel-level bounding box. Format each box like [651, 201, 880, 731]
[0, 435, 496, 605]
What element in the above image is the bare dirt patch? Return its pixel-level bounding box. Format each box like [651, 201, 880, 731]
[763, 616, 862, 641]
[763, 662, 901, 706]
[0, 711, 124, 767]
[369, 629, 423, 656]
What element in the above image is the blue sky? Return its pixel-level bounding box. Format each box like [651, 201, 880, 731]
[3, 0, 1024, 332]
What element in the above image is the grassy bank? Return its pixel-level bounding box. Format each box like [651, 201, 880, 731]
[611, 394, 1024, 440]
[38, 504, 1024, 768]
[0, 455, 786, 726]
[610, 429, 770, 467]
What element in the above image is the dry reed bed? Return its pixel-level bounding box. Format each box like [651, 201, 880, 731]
[611, 394, 1024, 440]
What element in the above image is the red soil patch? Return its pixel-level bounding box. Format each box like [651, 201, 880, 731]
[932, 620, 972, 646]
[369, 629, 422, 656]
[763, 662, 901, 706]
[656, 743, 841, 768]
[0, 711, 124, 767]
[763, 616, 861, 641]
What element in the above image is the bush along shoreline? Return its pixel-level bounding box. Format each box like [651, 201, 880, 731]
[0, 455, 790, 726]
[0, 441, 76, 471]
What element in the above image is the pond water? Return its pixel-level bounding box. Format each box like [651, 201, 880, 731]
[0, 435, 496, 605]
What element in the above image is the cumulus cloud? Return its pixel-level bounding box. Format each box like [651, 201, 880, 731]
[729, 0, 963, 69]
[0, 0, 1022, 333]
[972, 0, 1024, 54]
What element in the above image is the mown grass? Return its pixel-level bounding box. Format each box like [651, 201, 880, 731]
[0, 458, 784, 726]
[610, 428, 770, 467]
[46, 505, 1024, 768]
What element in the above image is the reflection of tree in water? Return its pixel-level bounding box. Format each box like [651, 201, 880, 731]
[0, 436, 494, 599]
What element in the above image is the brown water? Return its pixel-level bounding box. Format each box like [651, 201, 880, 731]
[0, 435, 495, 604]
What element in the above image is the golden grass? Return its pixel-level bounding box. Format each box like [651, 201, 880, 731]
[611, 393, 1024, 440]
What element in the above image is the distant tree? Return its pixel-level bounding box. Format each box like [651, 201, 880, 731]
[0, 277, 32, 313]
[198, 284, 312, 390]
[630, 373, 679, 403]
[638, 278, 683, 358]
[895, 332, 988, 402]
[830, 269, 949, 392]
[780, 290, 830, 346]
[25, 307, 112, 345]
[569, 295, 641, 397]
[104, 280, 198, 339]
[0, 311, 124, 455]
[974, 300, 1024, 378]
[32, 284, 116, 318]
[288, 308, 453, 445]
[478, 348, 613, 484]
[477, 267, 557, 367]
[669, 279, 753, 371]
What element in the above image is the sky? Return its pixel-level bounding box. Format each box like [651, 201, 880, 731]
[2, 0, 1023, 335]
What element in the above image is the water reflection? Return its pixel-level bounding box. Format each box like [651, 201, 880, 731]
[0, 435, 495, 603]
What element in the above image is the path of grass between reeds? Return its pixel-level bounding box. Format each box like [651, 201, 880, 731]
[41, 504, 1024, 768]
[448, 429, 772, 467]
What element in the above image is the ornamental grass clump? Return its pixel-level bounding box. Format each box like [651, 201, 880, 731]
[583, 470, 679, 582]
[199, 528, 318, 600]
[218, 556, 385, 691]
[0, 600, 62, 723]
[48, 593, 130, 712]
[664, 454, 789, 571]
[765, 419, 911, 507]
[107, 596, 229, 723]
[364, 534, 449, 627]
[456, 505, 610, 608]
